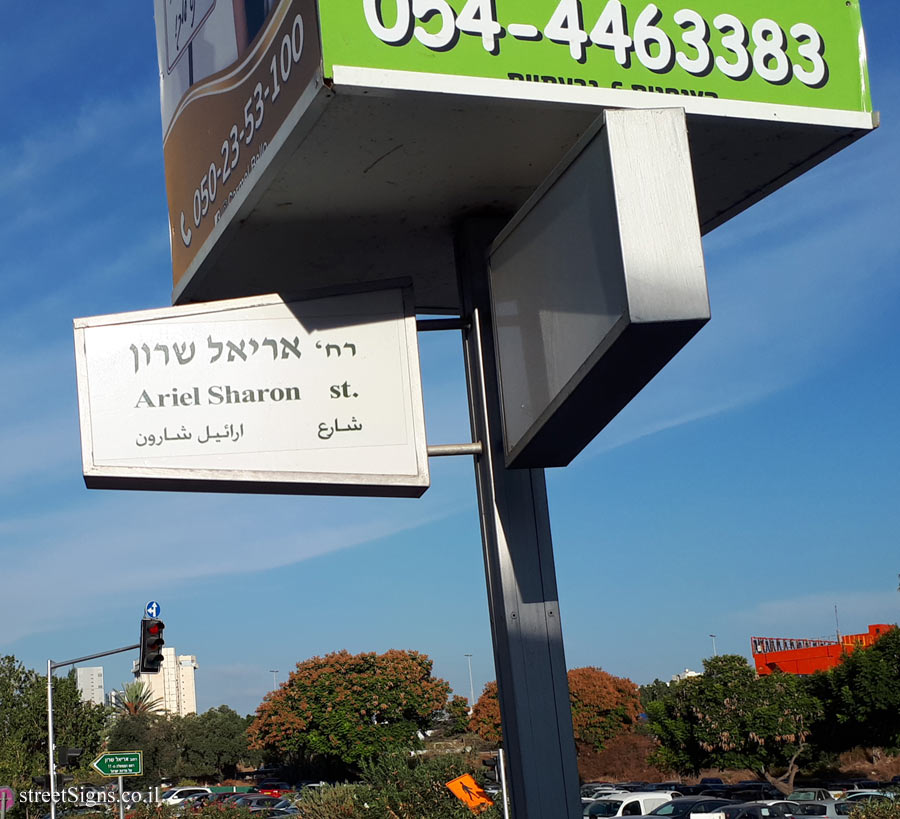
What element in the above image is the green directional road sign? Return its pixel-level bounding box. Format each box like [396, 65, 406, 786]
[91, 752, 143, 778]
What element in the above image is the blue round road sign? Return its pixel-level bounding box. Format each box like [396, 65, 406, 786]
[145, 601, 161, 619]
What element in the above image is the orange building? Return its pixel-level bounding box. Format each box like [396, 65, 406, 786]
[751, 624, 896, 675]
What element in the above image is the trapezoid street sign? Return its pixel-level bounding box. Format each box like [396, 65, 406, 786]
[91, 752, 143, 778]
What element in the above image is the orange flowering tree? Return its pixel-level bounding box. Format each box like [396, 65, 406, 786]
[469, 681, 502, 744]
[469, 668, 640, 751]
[247, 649, 450, 770]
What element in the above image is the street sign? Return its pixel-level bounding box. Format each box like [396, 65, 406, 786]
[73, 285, 429, 497]
[145, 601, 161, 619]
[446, 774, 494, 814]
[0, 787, 16, 811]
[91, 752, 143, 778]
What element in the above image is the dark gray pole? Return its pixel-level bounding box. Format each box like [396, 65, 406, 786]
[456, 218, 581, 818]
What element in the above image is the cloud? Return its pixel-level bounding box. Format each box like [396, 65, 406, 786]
[0, 93, 159, 194]
[0, 477, 472, 647]
[573, 130, 900, 458]
[728, 589, 900, 639]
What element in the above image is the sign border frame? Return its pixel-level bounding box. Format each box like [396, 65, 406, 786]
[90, 751, 143, 778]
[74, 281, 430, 498]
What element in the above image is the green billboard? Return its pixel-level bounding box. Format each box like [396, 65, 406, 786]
[320, 0, 872, 114]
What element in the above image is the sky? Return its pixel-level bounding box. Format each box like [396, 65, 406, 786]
[1, 2, 898, 719]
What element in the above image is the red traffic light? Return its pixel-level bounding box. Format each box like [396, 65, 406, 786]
[139, 618, 165, 674]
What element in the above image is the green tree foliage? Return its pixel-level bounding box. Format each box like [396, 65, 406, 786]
[357, 751, 501, 819]
[0, 657, 105, 795]
[180, 706, 259, 780]
[445, 695, 472, 736]
[646, 655, 823, 794]
[106, 712, 181, 787]
[639, 679, 670, 712]
[247, 650, 451, 775]
[114, 681, 162, 716]
[469, 668, 640, 752]
[805, 626, 900, 753]
[848, 799, 900, 819]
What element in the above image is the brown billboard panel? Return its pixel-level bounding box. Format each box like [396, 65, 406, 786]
[154, 0, 322, 291]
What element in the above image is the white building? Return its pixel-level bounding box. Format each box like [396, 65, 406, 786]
[671, 668, 702, 682]
[75, 667, 105, 706]
[135, 647, 198, 716]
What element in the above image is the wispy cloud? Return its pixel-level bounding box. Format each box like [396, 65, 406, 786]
[728, 589, 899, 639]
[0, 93, 159, 194]
[0, 481, 471, 647]
[574, 130, 900, 458]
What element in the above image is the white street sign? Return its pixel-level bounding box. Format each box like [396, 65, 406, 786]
[74, 285, 429, 497]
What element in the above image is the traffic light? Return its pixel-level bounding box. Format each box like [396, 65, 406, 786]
[482, 755, 498, 782]
[139, 618, 165, 673]
[57, 747, 83, 768]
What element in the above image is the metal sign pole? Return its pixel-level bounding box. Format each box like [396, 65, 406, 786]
[117, 777, 125, 819]
[499, 747, 511, 819]
[47, 661, 57, 819]
[456, 219, 581, 818]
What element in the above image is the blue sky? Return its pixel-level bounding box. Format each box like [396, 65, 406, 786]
[1, 2, 898, 718]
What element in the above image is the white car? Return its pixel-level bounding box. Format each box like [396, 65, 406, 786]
[584, 791, 682, 817]
[159, 787, 212, 806]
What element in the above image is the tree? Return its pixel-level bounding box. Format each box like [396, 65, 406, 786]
[179, 706, 259, 780]
[469, 668, 640, 752]
[107, 712, 182, 787]
[469, 682, 501, 745]
[805, 625, 900, 754]
[639, 679, 670, 713]
[114, 681, 162, 715]
[444, 695, 472, 736]
[0, 657, 106, 793]
[646, 655, 823, 794]
[247, 650, 451, 776]
[568, 667, 640, 751]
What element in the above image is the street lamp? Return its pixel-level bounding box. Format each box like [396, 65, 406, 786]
[464, 654, 475, 715]
[709, 634, 718, 656]
[269, 669, 279, 690]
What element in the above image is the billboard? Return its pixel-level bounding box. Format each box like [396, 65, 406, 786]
[320, 0, 872, 115]
[154, 0, 323, 292]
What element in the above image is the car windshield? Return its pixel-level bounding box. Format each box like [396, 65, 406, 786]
[790, 793, 821, 802]
[160, 791, 177, 799]
[796, 805, 827, 815]
[835, 805, 855, 816]
[652, 803, 688, 816]
[589, 800, 625, 816]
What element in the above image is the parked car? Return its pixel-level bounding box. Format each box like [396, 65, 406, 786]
[583, 786, 628, 804]
[792, 802, 841, 819]
[257, 781, 295, 798]
[728, 786, 783, 802]
[584, 791, 681, 817]
[789, 791, 835, 804]
[719, 802, 798, 819]
[231, 795, 285, 813]
[842, 793, 895, 803]
[160, 787, 212, 806]
[754, 800, 800, 816]
[648, 795, 737, 818]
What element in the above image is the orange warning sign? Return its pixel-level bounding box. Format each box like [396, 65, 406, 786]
[446, 773, 495, 813]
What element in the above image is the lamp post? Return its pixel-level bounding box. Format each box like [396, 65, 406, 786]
[464, 654, 475, 715]
[709, 634, 718, 656]
[269, 669, 279, 690]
